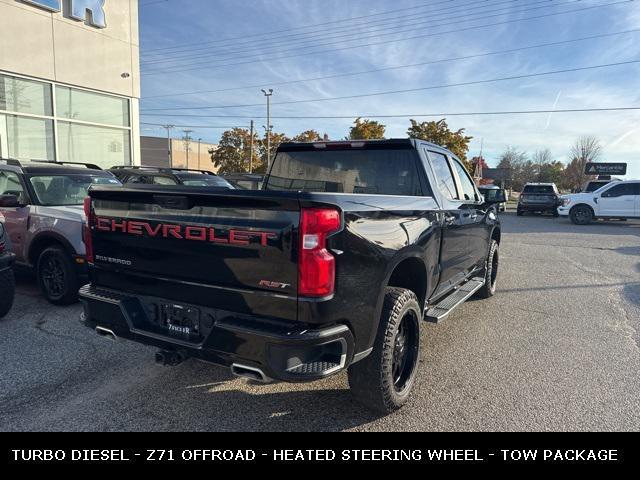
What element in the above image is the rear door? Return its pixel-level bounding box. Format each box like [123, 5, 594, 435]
[425, 150, 476, 293]
[89, 188, 301, 320]
[598, 183, 637, 217]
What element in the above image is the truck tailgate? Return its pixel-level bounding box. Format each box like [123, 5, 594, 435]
[88, 187, 300, 319]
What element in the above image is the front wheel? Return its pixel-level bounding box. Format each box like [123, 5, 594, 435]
[476, 240, 499, 299]
[348, 287, 421, 413]
[569, 205, 593, 225]
[37, 247, 79, 305]
[0, 268, 15, 319]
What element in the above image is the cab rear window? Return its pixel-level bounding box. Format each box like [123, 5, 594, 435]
[265, 149, 427, 196]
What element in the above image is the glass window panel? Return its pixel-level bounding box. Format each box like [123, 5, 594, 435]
[0, 74, 52, 116]
[57, 122, 131, 169]
[2, 114, 55, 161]
[56, 86, 129, 127]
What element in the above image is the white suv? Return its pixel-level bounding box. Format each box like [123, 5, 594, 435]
[558, 180, 640, 225]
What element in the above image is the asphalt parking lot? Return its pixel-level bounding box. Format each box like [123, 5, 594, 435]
[1, 212, 638, 432]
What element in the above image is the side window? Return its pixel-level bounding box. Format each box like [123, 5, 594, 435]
[602, 183, 636, 197]
[0, 170, 25, 203]
[428, 151, 458, 200]
[153, 176, 178, 185]
[452, 160, 477, 202]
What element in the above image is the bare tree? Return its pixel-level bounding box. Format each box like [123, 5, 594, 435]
[532, 149, 554, 181]
[565, 136, 602, 190]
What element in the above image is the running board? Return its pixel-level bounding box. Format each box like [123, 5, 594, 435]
[424, 277, 485, 323]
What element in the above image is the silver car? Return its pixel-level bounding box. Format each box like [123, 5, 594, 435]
[0, 160, 120, 304]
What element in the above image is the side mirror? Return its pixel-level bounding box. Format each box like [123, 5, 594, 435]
[0, 194, 20, 208]
[483, 189, 507, 204]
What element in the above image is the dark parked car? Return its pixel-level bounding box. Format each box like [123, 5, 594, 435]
[0, 211, 16, 319]
[222, 173, 264, 190]
[110, 166, 234, 189]
[81, 139, 505, 413]
[517, 183, 561, 217]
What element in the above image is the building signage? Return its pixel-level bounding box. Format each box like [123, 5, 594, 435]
[21, 0, 107, 29]
[584, 163, 627, 176]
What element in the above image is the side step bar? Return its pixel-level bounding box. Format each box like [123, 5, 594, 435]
[424, 277, 485, 323]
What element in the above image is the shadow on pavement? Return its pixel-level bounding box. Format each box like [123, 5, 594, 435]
[133, 360, 384, 432]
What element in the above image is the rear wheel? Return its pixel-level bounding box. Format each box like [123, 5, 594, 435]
[0, 268, 15, 319]
[348, 287, 421, 413]
[37, 246, 78, 305]
[569, 205, 593, 225]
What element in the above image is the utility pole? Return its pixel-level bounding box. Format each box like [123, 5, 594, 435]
[261, 89, 273, 168]
[162, 124, 174, 166]
[249, 120, 254, 174]
[183, 129, 193, 168]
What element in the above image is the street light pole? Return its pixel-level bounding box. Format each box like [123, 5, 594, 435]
[261, 89, 273, 169]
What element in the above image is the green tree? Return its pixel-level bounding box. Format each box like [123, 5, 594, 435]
[210, 127, 260, 174]
[407, 119, 473, 171]
[292, 130, 323, 143]
[348, 118, 386, 140]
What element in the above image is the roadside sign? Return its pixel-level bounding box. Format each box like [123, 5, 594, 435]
[585, 163, 627, 175]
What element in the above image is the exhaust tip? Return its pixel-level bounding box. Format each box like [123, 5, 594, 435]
[231, 364, 271, 383]
[95, 326, 117, 341]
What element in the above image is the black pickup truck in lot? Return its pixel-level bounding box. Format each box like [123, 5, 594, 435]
[80, 139, 505, 413]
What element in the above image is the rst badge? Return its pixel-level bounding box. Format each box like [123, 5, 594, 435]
[21, 0, 107, 29]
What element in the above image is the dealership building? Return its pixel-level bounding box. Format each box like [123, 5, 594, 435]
[0, 0, 140, 168]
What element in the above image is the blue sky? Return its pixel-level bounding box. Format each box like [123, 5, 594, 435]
[138, 0, 640, 176]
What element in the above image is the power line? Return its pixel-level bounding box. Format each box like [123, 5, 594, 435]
[142, 0, 456, 54]
[141, 60, 640, 112]
[142, 28, 639, 100]
[142, 0, 631, 75]
[141, 0, 523, 64]
[139, 107, 640, 120]
[141, 122, 249, 129]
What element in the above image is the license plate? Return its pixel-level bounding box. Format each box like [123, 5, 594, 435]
[161, 303, 200, 336]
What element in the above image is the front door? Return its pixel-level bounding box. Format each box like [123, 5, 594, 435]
[598, 183, 637, 217]
[0, 170, 29, 262]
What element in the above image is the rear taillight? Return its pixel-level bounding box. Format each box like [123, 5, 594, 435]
[298, 208, 341, 298]
[83, 196, 94, 263]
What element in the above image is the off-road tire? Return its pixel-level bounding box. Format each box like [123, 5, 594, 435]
[37, 246, 79, 305]
[476, 240, 499, 299]
[348, 287, 421, 413]
[0, 268, 15, 319]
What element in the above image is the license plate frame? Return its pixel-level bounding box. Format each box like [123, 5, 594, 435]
[161, 303, 201, 337]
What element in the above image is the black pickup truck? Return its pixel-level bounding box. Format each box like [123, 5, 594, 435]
[80, 139, 504, 413]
